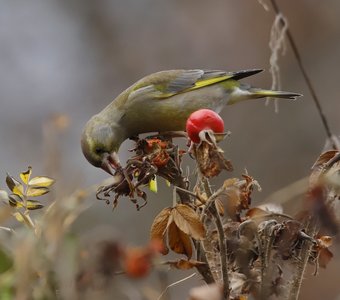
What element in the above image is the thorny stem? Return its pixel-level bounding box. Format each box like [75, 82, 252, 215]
[288, 217, 318, 300]
[174, 178, 215, 284]
[269, 0, 337, 149]
[201, 177, 230, 299]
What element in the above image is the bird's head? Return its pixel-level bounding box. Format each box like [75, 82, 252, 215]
[81, 115, 124, 174]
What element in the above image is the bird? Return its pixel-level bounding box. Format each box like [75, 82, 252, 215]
[81, 69, 301, 174]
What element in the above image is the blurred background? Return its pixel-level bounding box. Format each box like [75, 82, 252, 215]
[1, 0, 339, 298]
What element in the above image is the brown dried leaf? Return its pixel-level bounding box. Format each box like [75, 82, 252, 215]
[310, 150, 339, 186]
[167, 259, 206, 270]
[168, 221, 192, 258]
[195, 142, 233, 178]
[316, 235, 333, 268]
[311, 150, 339, 170]
[246, 207, 269, 219]
[172, 204, 205, 240]
[318, 248, 333, 268]
[150, 207, 171, 255]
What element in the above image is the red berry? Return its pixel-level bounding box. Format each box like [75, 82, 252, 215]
[186, 109, 224, 143]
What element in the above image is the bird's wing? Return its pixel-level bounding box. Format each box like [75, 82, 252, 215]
[128, 69, 263, 100]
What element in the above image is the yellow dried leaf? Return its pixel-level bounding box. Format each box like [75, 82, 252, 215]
[27, 187, 49, 197]
[8, 194, 24, 208]
[6, 175, 23, 196]
[20, 167, 32, 184]
[12, 212, 25, 223]
[26, 200, 44, 210]
[150, 207, 171, 255]
[168, 221, 192, 258]
[28, 176, 55, 187]
[172, 204, 205, 240]
[149, 176, 157, 193]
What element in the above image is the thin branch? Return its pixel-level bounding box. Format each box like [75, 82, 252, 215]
[201, 177, 230, 299]
[157, 273, 197, 300]
[269, 0, 336, 149]
[212, 201, 230, 299]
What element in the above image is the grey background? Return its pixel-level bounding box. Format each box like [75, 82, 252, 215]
[1, 0, 339, 299]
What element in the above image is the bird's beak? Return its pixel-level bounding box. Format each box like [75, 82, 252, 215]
[101, 152, 121, 175]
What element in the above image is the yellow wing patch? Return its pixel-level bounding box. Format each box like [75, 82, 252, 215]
[188, 75, 231, 91]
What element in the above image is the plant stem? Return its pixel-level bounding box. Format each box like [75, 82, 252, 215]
[202, 177, 230, 299]
[288, 217, 318, 300]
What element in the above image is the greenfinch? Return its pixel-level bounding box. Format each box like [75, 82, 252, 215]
[81, 69, 301, 174]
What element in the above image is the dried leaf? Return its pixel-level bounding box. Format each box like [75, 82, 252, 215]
[5, 174, 23, 196]
[316, 235, 334, 268]
[318, 235, 333, 248]
[26, 200, 44, 210]
[194, 141, 233, 178]
[246, 207, 269, 219]
[26, 187, 49, 197]
[167, 259, 206, 270]
[19, 166, 32, 184]
[28, 176, 55, 187]
[12, 212, 25, 223]
[12, 212, 34, 229]
[150, 207, 171, 255]
[311, 150, 339, 170]
[8, 194, 23, 208]
[318, 248, 333, 268]
[168, 221, 192, 258]
[172, 204, 205, 240]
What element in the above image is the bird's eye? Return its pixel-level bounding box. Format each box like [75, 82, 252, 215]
[95, 147, 104, 155]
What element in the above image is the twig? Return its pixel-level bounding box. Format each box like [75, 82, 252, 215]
[269, 0, 336, 149]
[201, 177, 230, 299]
[288, 217, 318, 300]
[157, 273, 197, 300]
[212, 202, 230, 299]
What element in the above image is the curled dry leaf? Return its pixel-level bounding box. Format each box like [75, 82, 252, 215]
[168, 221, 193, 259]
[172, 204, 205, 240]
[150, 207, 171, 255]
[310, 150, 339, 186]
[193, 140, 233, 178]
[315, 235, 333, 268]
[150, 205, 205, 258]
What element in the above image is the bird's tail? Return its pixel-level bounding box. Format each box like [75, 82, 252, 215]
[249, 88, 302, 100]
[227, 84, 302, 105]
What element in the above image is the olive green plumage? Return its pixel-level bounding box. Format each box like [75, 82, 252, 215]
[81, 69, 301, 172]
